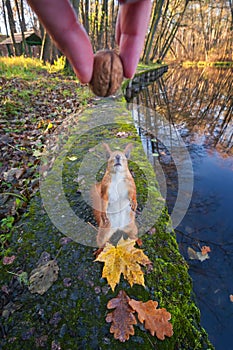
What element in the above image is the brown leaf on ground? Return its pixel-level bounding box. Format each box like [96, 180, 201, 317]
[2, 255, 16, 265]
[29, 259, 59, 295]
[201, 245, 211, 255]
[187, 246, 210, 262]
[106, 290, 137, 342]
[129, 299, 173, 340]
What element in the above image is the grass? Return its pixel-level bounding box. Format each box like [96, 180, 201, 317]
[0, 56, 45, 79]
[183, 60, 233, 68]
[0, 55, 66, 79]
[137, 61, 164, 72]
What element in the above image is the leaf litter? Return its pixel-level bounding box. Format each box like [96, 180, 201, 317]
[106, 290, 173, 342]
[187, 245, 211, 262]
[0, 71, 92, 252]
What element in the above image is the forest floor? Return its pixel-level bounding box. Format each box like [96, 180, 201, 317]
[0, 57, 93, 258]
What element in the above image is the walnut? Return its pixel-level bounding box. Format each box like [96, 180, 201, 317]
[89, 50, 124, 97]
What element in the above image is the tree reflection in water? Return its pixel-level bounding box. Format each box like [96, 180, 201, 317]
[129, 67, 232, 156]
[126, 67, 233, 350]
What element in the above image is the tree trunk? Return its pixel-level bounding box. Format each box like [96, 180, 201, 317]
[14, 0, 28, 55]
[98, 0, 108, 49]
[20, 0, 27, 32]
[110, 0, 118, 49]
[228, 0, 233, 30]
[84, 0, 89, 35]
[5, 0, 20, 56]
[142, 0, 164, 63]
[40, 25, 59, 63]
[2, 0, 12, 56]
[198, 0, 209, 61]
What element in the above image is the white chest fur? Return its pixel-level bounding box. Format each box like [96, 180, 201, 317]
[107, 172, 131, 229]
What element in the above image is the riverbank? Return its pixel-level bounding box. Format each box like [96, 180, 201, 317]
[1, 59, 214, 348]
[1, 82, 214, 348]
[183, 61, 233, 68]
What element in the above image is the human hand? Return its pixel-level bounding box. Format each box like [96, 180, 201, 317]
[27, 0, 151, 83]
[27, 0, 94, 83]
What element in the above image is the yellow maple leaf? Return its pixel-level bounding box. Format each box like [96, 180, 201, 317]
[95, 237, 151, 291]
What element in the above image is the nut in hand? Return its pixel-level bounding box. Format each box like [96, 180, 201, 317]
[89, 50, 124, 97]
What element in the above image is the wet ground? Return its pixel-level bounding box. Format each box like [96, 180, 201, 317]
[129, 66, 233, 350]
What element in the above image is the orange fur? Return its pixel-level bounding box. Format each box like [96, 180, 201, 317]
[91, 143, 138, 247]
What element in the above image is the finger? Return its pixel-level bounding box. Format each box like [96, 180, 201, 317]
[27, 0, 93, 83]
[115, 9, 121, 45]
[117, 0, 151, 78]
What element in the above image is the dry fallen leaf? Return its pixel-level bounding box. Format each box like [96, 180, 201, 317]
[129, 299, 173, 340]
[187, 247, 199, 260]
[187, 247, 210, 262]
[106, 290, 137, 342]
[3, 255, 16, 265]
[95, 237, 151, 291]
[67, 155, 78, 161]
[201, 245, 211, 255]
[29, 260, 59, 295]
[116, 131, 130, 138]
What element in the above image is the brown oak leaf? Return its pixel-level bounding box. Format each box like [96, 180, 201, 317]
[129, 299, 173, 340]
[106, 290, 137, 342]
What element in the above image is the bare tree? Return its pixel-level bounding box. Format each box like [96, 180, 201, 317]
[5, 0, 20, 55]
[2, 0, 12, 55]
[14, 0, 28, 54]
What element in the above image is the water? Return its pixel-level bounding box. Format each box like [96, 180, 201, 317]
[128, 67, 233, 349]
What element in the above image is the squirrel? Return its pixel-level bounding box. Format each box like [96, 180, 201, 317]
[91, 143, 138, 247]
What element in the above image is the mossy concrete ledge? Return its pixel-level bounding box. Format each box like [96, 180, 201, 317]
[122, 64, 168, 101]
[0, 99, 214, 349]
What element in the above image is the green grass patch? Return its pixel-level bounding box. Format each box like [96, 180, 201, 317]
[183, 60, 233, 68]
[137, 61, 164, 72]
[0, 55, 67, 80]
[0, 56, 45, 79]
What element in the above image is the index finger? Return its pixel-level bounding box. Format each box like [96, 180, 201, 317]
[27, 0, 93, 83]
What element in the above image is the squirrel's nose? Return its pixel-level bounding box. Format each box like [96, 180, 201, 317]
[115, 154, 121, 162]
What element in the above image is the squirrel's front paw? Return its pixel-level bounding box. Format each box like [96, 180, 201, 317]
[101, 213, 109, 225]
[130, 199, 137, 212]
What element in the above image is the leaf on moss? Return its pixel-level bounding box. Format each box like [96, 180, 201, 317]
[187, 246, 210, 262]
[106, 290, 137, 342]
[95, 237, 151, 291]
[29, 259, 59, 295]
[129, 299, 173, 340]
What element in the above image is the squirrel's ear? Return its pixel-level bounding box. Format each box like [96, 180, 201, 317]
[124, 143, 133, 159]
[102, 143, 112, 159]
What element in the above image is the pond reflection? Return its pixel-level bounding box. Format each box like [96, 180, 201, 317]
[127, 67, 233, 350]
[130, 67, 232, 156]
